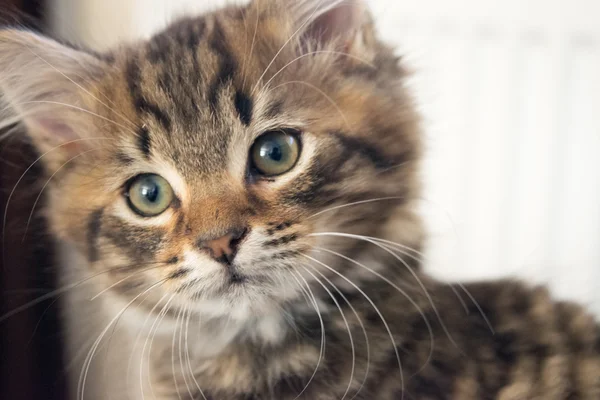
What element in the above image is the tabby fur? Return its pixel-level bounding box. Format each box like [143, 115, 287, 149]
[0, 0, 599, 399]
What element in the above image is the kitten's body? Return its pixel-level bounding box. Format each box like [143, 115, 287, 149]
[63, 242, 600, 400]
[1, 0, 599, 399]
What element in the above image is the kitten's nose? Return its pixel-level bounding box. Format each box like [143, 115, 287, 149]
[199, 227, 248, 264]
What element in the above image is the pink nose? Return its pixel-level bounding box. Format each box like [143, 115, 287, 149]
[205, 234, 234, 258]
[198, 228, 248, 264]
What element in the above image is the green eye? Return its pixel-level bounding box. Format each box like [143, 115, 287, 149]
[250, 130, 301, 177]
[126, 174, 174, 217]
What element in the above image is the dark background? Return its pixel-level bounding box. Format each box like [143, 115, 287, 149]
[0, 1, 67, 399]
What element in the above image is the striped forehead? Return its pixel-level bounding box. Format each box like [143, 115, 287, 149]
[122, 14, 257, 176]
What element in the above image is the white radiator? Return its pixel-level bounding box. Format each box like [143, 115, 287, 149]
[50, 0, 600, 313]
[372, 0, 600, 315]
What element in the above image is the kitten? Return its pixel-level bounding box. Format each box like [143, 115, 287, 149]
[1, 0, 599, 399]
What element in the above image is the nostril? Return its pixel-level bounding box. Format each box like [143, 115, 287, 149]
[229, 227, 249, 254]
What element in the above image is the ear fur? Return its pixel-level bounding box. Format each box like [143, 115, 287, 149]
[253, 0, 376, 59]
[0, 29, 107, 169]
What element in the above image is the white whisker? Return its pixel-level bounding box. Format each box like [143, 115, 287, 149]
[0, 260, 158, 324]
[310, 232, 460, 353]
[307, 196, 405, 219]
[78, 279, 167, 400]
[457, 282, 495, 335]
[171, 304, 184, 400]
[289, 269, 326, 400]
[185, 304, 208, 400]
[450, 285, 470, 315]
[312, 246, 436, 376]
[251, 0, 327, 94]
[299, 252, 405, 400]
[126, 292, 172, 397]
[22, 147, 104, 241]
[9, 100, 139, 136]
[142, 294, 177, 399]
[1, 136, 109, 272]
[299, 265, 355, 400]
[27, 47, 140, 130]
[268, 80, 350, 130]
[241, 0, 260, 90]
[332, 233, 493, 334]
[303, 262, 371, 400]
[177, 302, 195, 400]
[261, 50, 375, 93]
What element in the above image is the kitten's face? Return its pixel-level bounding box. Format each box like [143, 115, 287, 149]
[1, 0, 422, 323]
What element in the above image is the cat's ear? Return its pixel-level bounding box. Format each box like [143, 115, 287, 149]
[0, 29, 108, 169]
[251, 0, 375, 58]
[278, 0, 375, 58]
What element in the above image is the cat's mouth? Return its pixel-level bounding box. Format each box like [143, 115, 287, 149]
[227, 267, 246, 285]
[217, 254, 247, 285]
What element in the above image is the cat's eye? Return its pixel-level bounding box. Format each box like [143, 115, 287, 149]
[250, 130, 300, 177]
[126, 174, 174, 217]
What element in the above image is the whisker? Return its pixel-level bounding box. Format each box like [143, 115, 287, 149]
[102, 284, 157, 397]
[374, 161, 410, 175]
[0, 114, 28, 138]
[88, 266, 147, 301]
[0, 260, 169, 323]
[313, 232, 423, 258]
[241, 0, 260, 90]
[313, 245, 437, 375]
[332, 233, 493, 334]
[302, 262, 371, 400]
[62, 333, 105, 378]
[293, 273, 315, 307]
[126, 291, 172, 397]
[289, 269, 326, 400]
[143, 293, 178, 400]
[311, 232, 461, 353]
[457, 282, 495, 334]
[22, 147, 105, 242]
[171, 302, 184, 400]
[4, 100, 139, 136]
[341, 235, 476, 320]
[25, 296, 59, 347]
[306, 196, 405, 219]
[374, 242, 460, 352]
[185, 303, 208, 400]
[52, 282, 158, 384]
[251, 0, 327, 94]
[1, 136, 109, 269]
[260, 50, 375, 94]
[26, 47, 140, 130]
[450, 285, 470, 315]
[299, 265, 355, 400]
[177, 302, 195, 400]
[78, 278, 168, 400]
[299, 252, 405, 400]
[268, 80, 350, 130]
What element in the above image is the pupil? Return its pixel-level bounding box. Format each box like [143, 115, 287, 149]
[269, 145, 283, 162]
[141, 182, 159, 203]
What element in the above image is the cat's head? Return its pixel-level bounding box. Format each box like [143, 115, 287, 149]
[0, 0, 422, 323]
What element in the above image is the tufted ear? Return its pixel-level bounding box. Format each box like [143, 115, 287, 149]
[294, 0, 374, 57]
[255, 0, 375, 58]
[0, 29, 108, 170]
[289, 0, 367, 40]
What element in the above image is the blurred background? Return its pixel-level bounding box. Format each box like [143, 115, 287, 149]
[1, 0, 599, 399]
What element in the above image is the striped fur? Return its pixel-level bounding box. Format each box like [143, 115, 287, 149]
[1, 0, 599, 398]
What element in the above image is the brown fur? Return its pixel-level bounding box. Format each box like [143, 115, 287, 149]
[1, 0, 599, 399]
